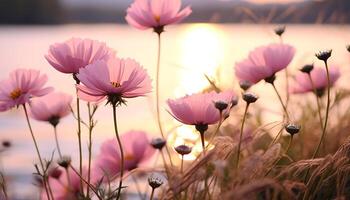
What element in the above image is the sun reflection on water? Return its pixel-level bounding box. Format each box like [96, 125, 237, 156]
[175, 24, 225, 97]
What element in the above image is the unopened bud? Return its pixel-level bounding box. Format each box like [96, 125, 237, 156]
[285, 124, 300, 136]
[174, 145, 192, 155]
[148, 173, 164, 189]
[150, 138, 166, 150]
[57, 156, 71, 168]
[242, 92, 258, 104]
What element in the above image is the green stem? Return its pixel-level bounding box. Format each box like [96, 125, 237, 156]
[22, 105, 51, 200]
[53, 126, 62, 158]
[155, 32, 173, 166]
[236, 103, 249, 169]
[76, 96, 84, 193]
[271, 83, 290, 120]
[112, 105, 124, 200]
[312, 61, 331, 158]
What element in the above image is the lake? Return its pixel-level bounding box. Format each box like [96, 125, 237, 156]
[0, 23, 349, 198]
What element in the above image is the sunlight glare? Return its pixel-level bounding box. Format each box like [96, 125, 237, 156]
[177, 24, 225, 96]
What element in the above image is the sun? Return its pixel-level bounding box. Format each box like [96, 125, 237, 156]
[176, 24, 225, 96]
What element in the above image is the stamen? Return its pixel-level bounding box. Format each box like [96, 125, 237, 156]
[125, 154, 134, 161]
[10, 88, 22, 100]
[111, 82, 121, 88]
[154, 15, 160, 22]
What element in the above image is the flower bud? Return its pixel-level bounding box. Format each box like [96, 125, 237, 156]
[239, 80, 252, 91]
[242, 92, 258, 104]
[2, 141, 11, 148]
[150, 138, 166, 150]
[285, 124, 300, 136]
[148, 173, 164, 189]
[274, 26, 285, 36]
[174, 145, 192, 155]
[315, 50, 332, 62]
[57, 156, 71, 169]
[300, 64, 314, 74]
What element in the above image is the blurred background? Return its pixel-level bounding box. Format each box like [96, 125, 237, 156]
[0, 0, 350, 199]
[0, 0, 349, 24]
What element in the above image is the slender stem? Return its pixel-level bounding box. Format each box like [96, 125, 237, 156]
[181, 155, 184, 173]
[265, 135, 293, 176]
[308, 74, 324, 130]
[207, 113, 223, 147]
[87, 103, 93, 198]
[271, 83, 290, 120]
[75, 96, 83, 193]
[312, 61, 331, 158]
[132, 175, 145, 200]
[268, 126, 284, 148]
[285, 69, 290, 108]
[149, 188, 155, 200]
[53, 126, 62, 158]
[155, 32, 173, 166]
[112, 105, 124, 200]
[236, 103, 249, 169]
[200, 131, 206, 155]
[65, 168, 72, 189]
[69, 166, 103, 200]
[22, 105, 51, 200]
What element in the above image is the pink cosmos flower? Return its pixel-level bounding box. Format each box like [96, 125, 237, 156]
[0, 69, 53, 112]
[30, 92, 72, 126]
[76, 57, 152, 105]
[125, 0, 192, 31]
[167, 91, 235, 127]
[42, 167, 84, 200]
[291, 66, 340, 95]
[45, 38, 115, 74]
[235, 43, 296, 84]
[93, 131, 155, 182]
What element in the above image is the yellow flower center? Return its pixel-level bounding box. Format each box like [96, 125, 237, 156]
[10, 88, 22, 100]
[125, 154, 134, 161]
[154, 15, 160, 23]
[111, 82, 121, 88]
